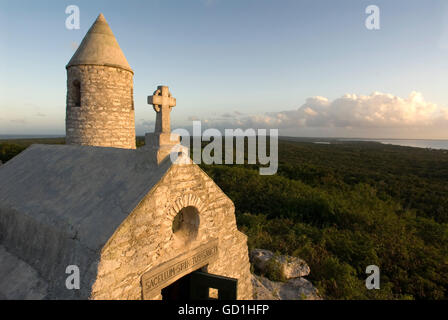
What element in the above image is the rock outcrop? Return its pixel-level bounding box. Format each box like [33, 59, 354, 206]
[250, 249, 321, 300]
[252, 275, 321, 300]
[250, 248, 310, 280]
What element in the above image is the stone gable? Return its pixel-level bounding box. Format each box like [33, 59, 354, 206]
[92, 162, 253, 299]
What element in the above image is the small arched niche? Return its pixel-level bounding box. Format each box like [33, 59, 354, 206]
[72, 79, 81, 107]
[172, 206, 200, 243]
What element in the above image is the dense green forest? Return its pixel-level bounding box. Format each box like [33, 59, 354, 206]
[1, 137, 447, 300]
[199, 138, 448, 300]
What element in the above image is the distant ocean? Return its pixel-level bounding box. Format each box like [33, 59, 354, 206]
[0, 134, 63, 140]
[339, 139, 448, 150]
[1, 135, 447, 150]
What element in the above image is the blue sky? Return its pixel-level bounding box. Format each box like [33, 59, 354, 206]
[1, 0, 448, 138]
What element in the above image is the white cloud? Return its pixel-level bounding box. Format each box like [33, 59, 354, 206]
[186, 92, 448, 138]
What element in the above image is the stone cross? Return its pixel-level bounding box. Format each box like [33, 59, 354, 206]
[147, 86, 176, 134]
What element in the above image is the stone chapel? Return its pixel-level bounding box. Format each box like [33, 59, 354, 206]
[0, 14, 253, 300]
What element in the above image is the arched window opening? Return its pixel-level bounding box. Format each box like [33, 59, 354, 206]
[131, 87, 134, 110]
[172, 206, 200, 243]
[73, 80, 81, 107]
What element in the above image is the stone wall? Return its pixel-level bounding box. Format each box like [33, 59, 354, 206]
[91, 162, 253, 300]
[66, 65, 136, 149]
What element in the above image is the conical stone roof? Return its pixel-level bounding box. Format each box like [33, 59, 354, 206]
[66, 13, 133, 73]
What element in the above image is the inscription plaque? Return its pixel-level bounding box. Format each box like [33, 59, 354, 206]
[141, 239, 219, 299]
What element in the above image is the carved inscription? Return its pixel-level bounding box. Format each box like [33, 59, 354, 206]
[141, 240, 219, 299]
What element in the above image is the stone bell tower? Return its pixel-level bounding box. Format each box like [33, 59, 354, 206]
[65, 13, 136, 149]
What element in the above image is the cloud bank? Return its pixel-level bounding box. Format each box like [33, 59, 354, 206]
[189, 92, 448, 138]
